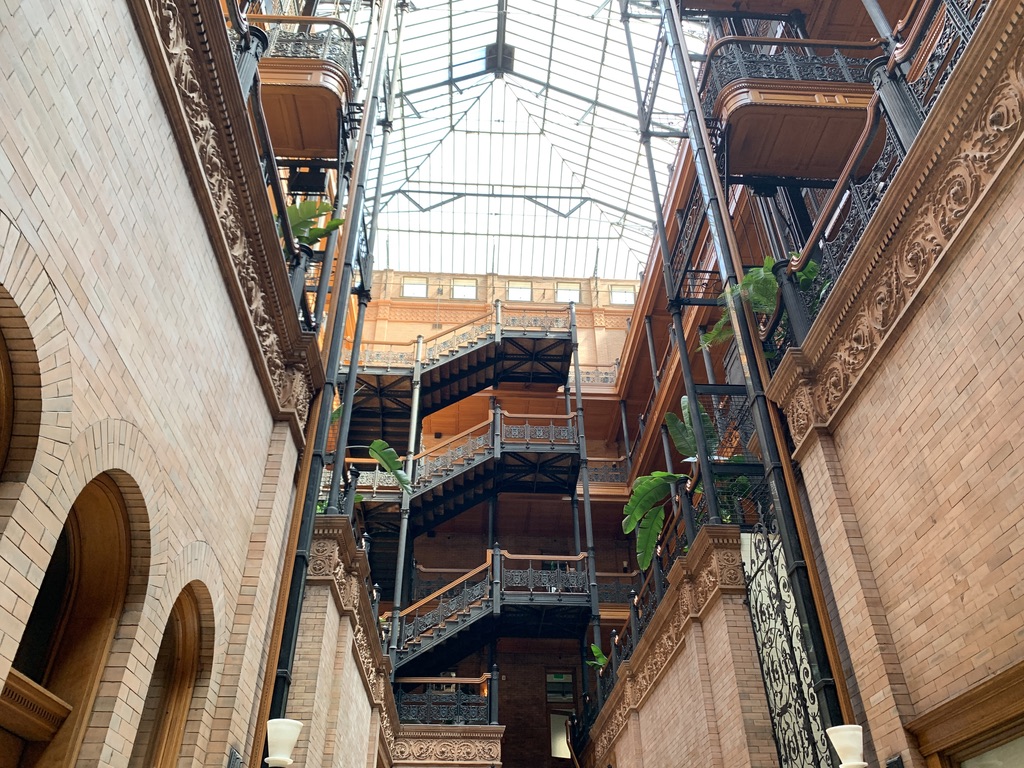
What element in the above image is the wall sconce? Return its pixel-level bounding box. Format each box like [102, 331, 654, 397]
[266, 719, 304, 767]
[827, 724, 867, 768]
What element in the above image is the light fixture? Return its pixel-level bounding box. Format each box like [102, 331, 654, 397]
[266, 718, 304, 767]
[827, 724, 867, 768]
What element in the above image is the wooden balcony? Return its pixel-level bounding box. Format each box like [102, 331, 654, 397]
[678, 0, 906, 42]
[251, 15, 359, 159]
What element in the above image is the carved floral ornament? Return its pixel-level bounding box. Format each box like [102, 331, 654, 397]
[392, 738, 501, 763]
[138, 0, 315, 431]
[771, 25, 1024, 452]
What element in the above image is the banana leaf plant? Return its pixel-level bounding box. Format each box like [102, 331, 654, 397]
[700, 255, 824, 349]
[286, 200, 344, 247]
[622, 397, 716, 569]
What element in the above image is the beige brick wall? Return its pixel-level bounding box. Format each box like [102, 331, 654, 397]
[799, 79, 1024, 766]
[0, 0, 301, 764]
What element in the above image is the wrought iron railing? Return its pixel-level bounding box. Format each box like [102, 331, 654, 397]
[596, 572, 639, 604]
[588, 458, 628, 484]
[250, 14, 360, 89]
[395, 674, 494, 725]
[393, 563, 492, 651]
[576, 363, 619, 386]
[413, 419, 495, 490]
[500, 554, 588, 595]
[500, 413, 578, 445]
[341, 301, 574, 370]
[698, 36, 882, 120]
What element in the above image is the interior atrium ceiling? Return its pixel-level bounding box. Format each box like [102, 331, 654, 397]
[365, 0, 696, 280]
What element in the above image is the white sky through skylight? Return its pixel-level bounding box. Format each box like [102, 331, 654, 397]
[365, 0, 696, 280]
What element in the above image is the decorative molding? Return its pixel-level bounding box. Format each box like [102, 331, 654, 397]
[126, 0, 324, 442]
[767, 3, 1024, 453]
[309, 522, 398, 753]
[0, 669, 72, 742]
[588, 526, 743, 765]
[393, 725, 504, 765]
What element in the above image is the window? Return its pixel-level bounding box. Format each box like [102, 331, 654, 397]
[507, 281, 531, 302]
[546, 671, 575, 759]
[556, 282, 581, 303]
[610, 284, 636, 305]
[402, 277, 428, 298]
[452, 278, 477, 300]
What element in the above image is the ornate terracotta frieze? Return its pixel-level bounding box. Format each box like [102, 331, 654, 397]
[767, 2, 1024, 454]
[392, 725, 505, 765]
[586, 526, 743, 766]
[126, 0, 324, 441]
[309, 522, 398, 755]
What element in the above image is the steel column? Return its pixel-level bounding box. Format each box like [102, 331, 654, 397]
[389, 335, 424, 667]
[643, 315, 661, 392]
[569, 303, 601, 655]
[647, 0, 842, 729]
[619, 399, 632, 474]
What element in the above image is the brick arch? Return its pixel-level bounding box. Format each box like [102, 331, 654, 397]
[0, 418, 158, 688]
[0, 208, 74, 494]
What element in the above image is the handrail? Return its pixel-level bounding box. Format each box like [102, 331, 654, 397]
[787, 95, 884, 277]
[500, 411, 575, 421]
[224, 0, 250, 46]
[420, 308, 494, 345]
[247, 13, 360, 84]
[501, 551, 587, 563]
[395, 674, 491, 685]
[398, 554, 492, 618]
[412, 415, 492, 463]
[250, 72, 301, 267]
[890, 0, 942, 67]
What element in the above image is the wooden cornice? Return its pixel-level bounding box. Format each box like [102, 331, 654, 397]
[125, 0, 325, 444]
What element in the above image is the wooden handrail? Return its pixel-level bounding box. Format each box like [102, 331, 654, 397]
[500, 411, 576, 421]
[413, 415, 493, 462]
[399, 553, 492, 618]
[415, 563, 473, 574]
[786, 94, 884, 276]
[890, 0, 941, 68]
[500, 551, 587, 563]
[420, 308, 495, 345]
[394, 674, 491, 685]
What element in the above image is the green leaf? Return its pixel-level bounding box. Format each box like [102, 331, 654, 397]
[286, 201, 344, 246]
[330, 406, 342, 425]
[680, 396, 718, 456]
[700, 312, 734, 349]
[368, 439, 412, 494]
[585, 643, 609, 668]
[636, 504, 665, 570]
[622, 473, 676, 534]
[665, 411, 696, 460]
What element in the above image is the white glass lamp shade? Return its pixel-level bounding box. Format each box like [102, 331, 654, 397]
[266, 718, 304, 767]
[826, 724, 865, 766]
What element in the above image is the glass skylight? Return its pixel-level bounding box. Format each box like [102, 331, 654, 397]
[366, 0, 688, 280]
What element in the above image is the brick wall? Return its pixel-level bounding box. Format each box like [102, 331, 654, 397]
[798, 43, 1024, 767]
[0, 0, 301, 762]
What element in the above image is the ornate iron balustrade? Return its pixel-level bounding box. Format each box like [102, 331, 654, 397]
[397, 574, 490, 650]
[695, 391, 759, 464]
[351, 342, 416, 369]
[413, 427, 493, 489]
[255, 15, 359, 88]
[424, 320, 494, 362]
[699, 37, 880, 120]
[577, 364, 619, 385]
[596, 573, 639, 604]
[500, 415, 578, 445]
[501, 558, 588, 595]
[395, 686, 489, 725]
[502, 309, 570, 331]
[906, 0, 990, 114]
[588, 459, 628, 483]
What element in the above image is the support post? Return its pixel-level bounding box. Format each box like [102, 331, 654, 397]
[492, 542, 502, 616]
[487, 497, 496, 548]
[636, 0, 842, 729]
[489, 664, 499, 725]
[643, 315, 661, 392]
[571, 493, 582, 557]
[619, 399, 632, 474]
[389, 335, 424, 667]
[569, 303, 601, 656]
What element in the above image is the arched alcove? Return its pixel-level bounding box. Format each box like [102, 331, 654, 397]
[0, 474, 132, 766]
[128, 585, 205, 767]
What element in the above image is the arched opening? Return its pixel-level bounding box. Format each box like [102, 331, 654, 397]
[0, 329, 13, 473]
[128, 586, 203, 767]
[0, 474, 131, 766]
